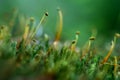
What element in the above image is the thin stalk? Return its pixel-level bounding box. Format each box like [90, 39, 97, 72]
[31, 12, 48, 39]
[54, 9, 63, 41]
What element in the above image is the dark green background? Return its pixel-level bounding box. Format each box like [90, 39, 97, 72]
[0, 0, 120, 46]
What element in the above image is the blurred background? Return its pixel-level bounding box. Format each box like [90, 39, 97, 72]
[0, 0, 120, 46]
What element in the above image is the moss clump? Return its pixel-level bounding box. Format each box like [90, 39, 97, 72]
[0, 9, 120, 80]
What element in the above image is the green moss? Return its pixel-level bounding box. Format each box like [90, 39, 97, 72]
[0, 10, 120, 80]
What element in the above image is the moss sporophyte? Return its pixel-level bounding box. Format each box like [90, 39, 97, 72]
[0, 9, 120, 80]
